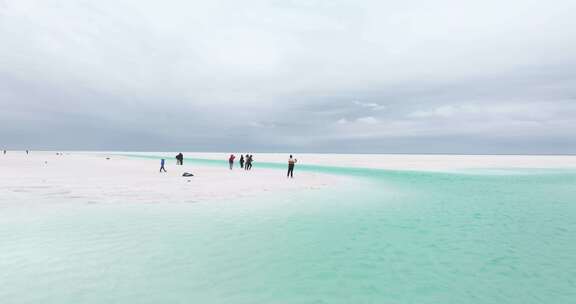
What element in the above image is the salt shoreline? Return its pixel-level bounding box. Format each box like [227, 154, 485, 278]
[0, 152, 345, 205]
[3, 151, 576, 205]
[111, 151, 576, 171]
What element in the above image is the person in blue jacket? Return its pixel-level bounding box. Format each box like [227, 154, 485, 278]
[160, 158, 167, 172]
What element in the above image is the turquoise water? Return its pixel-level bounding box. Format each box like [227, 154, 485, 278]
[1, 156, 576, 303]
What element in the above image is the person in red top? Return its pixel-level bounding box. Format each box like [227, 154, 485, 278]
[228, 154, 236, 170]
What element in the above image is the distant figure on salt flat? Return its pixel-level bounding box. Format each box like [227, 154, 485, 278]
[247, 155, 254, 170]
[160, 159, 167, 172]
[244, 154, 250, 170]
[26, 150, 29, 154]
[239, 155, 245, 169]
[3, 150, 5, 155]
[175, 153, 183, 165]
[228, 154, 236, 170]
[287, 155, 297, 178]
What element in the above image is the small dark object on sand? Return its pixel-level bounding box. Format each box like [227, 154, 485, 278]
[106, 157, 110, 160]
[182, 172, 194, 177]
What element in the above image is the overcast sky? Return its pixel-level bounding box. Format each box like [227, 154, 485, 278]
[1, 0, 576, 153]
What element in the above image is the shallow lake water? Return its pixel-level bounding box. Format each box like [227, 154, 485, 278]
[1, 156, 575, 303]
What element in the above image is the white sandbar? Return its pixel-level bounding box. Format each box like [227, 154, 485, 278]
[0, 152, 343, 205]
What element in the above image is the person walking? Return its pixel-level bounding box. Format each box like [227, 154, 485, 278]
[228, 154, 236, 170]
[239, 155, 245, 169]
[160, 158, 167, 172]
[287, 155, 297, 178]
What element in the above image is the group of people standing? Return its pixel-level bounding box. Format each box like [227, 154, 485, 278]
[230, 154, 254, 170]
[229, 154, 297, 178]
[160, 152, 297, 178]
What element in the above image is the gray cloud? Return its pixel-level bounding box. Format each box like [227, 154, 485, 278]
[1, 0, 576, 153]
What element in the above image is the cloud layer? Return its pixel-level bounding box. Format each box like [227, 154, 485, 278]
[1, 0, 576, 153]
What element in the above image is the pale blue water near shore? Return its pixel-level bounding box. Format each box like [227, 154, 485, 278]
[1, 155, 576, 303]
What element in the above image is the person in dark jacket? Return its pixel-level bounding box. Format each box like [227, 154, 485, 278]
[244, 154, 250, 170]
[175, 153, 184, 165]
[246, 155, 254, 170]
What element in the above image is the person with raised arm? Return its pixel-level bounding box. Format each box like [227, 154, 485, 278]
[287, 155, 297, 178]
